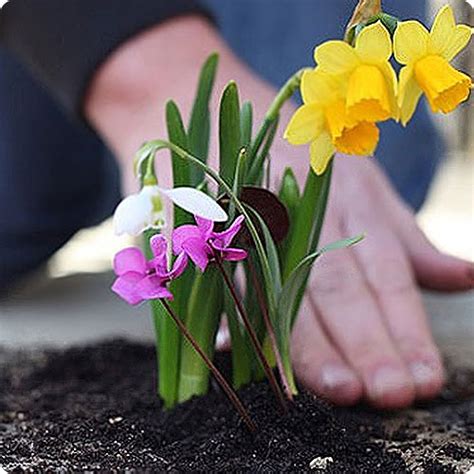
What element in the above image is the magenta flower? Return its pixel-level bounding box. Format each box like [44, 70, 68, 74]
[172, 215, 248, 272]
[112, 235, 188, 305]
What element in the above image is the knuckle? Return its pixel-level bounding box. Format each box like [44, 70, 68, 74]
[313, 262, 365, 302]
[366, 258, 414, 297]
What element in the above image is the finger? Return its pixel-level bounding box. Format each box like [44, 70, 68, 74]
[348, 219, 445, 400]
[291, 297, 363, 406]
[314, 220, 416, 409]
[402, 218, 473, 291]
[381, 177, 474, 292]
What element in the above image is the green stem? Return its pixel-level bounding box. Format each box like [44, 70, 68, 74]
[161, 299, 256, 432]
[215, 254, 287, 412]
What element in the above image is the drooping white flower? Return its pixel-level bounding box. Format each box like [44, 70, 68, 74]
[113, 185, 228, 236]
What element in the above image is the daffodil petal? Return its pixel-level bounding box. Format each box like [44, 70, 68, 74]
[429, 5, 472, 60]
[355, 21, 392, 63]
[398, 66, 423, 126]
[394, 20, 430, 65]
[284, 104, 325, 145]
[443, 25, 472, 62]
[301, 69, 344, 105]
[160, 187, 228, 222]
[314, 40, 359, 74]
[378, 61, 400, 121]
[429, 4, 456, 55]
[310, 132, 335, 175]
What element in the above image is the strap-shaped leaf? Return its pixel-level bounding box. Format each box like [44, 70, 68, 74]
[276, 234, 364, 392]
[282, 163, 333, 281]
[240, 101, 253, 149]
[178, 268, 223, 402]
[219, 81, 241, 193]
[187, 53, 219, 178]
[245, 205, 282, 296]
[166, 100, 191, 226]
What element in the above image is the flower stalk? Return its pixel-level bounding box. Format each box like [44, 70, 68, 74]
[214, 252, 287, 412]
[160, 299, 256, 432]
[247, 257, 293, 401]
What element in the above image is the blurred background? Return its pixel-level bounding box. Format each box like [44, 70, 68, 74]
[43, 0, 473, 279]
[0, 0, 472, 353]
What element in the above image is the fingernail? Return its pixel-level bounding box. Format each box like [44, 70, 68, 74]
[409, 360, 437, 387]
[370, 366, 410, 401]
[320, 363, 359, 393]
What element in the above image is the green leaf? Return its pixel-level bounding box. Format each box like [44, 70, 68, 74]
[280, 235, 364, 326]
[177, 268, 223, 402]
[240, 101, 253, 149]
[278, 167, 301, 262]
[277, 234, 364, 391]
[225, 286, 253, 388]
[143, 229, 181, 409]
[245, 205, 282, 295]
[187, 53, 219, 180]
[278, 167, 300, 223]
[166, 100, 192, 226]
[228, 148, 247, 220]
[247, 117, 279, 185]
[282, 163, 333, 281]
[219, 81, 241, 193]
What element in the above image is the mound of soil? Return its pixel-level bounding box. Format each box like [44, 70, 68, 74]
[0, 340, 473, 472]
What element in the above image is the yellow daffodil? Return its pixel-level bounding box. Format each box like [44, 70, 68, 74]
[284, 69, 379, 174]
[394, 5, 472, 125]
[314, 21, 399, 123]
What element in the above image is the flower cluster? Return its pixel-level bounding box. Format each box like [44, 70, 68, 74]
[285, 5, 472, 175]
[112, 215, 247, 304]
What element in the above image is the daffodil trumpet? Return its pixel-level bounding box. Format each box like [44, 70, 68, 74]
[394, 4, 472, 125]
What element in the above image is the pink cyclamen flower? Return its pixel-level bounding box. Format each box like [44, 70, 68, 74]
[172, 215, 248, 272]
[112, 235, 188, 305]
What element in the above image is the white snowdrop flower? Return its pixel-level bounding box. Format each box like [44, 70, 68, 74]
[113, 185, 227, 236]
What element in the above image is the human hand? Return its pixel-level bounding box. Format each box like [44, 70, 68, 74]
[291, 154, 474, 408]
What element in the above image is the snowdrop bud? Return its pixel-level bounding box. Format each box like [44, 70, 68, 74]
[113, 186, 165, 236]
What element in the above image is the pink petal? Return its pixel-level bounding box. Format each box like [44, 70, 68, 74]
[220, 247, 248, 262]
[182, 237, 211, 272]
[195, 216, 214, 237]
[212, 215, 245, 248]
[135, 275, 173, 300]
[172, 225, 202, 254]
[150, 234, 168, 272]
[166, 252, 189, 280]
[113, 247, 147, 276]
[111, 272, 145, 305]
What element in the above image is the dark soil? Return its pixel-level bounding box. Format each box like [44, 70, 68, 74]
[0, 340, 473, 472]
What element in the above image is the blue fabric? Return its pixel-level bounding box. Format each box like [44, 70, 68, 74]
[0, 1, 442, 287]
[0, 52, 121, 288]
